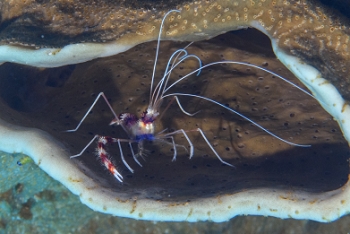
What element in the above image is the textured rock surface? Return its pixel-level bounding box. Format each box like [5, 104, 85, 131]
[0, 0, 350, 227]
[0, 0, 349, 99]
[0, 31, 349, 227]
[1, 151, 350, 233]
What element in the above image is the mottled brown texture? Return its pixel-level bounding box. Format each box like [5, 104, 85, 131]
[0, 0, 349, 102]
[74, 215, 350, 234]
[0, 32, 347, 201]
[262, 1, 350, 101]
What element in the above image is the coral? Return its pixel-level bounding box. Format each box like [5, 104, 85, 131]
[0, 0, 349, 227]
[1, 152, 350, 232]
[0, 32, 348, 224]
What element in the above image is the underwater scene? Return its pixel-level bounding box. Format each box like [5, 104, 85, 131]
[0, 0, 350, 233]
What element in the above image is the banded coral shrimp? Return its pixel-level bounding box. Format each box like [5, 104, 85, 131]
[66, 10, 315, 183]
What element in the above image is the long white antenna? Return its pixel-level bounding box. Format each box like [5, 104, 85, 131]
[163, 61, 315, 100]
[149, 9, 181, 104]
[163, 93, 311, 148]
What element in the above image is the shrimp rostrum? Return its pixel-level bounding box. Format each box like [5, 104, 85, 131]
[66, 10, 312, 182]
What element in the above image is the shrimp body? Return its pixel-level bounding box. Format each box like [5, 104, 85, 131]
[113, 111, 157, 139]
[137, 111, 158, 136]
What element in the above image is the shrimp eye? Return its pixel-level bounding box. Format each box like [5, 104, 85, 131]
[141, 111, 148, 118]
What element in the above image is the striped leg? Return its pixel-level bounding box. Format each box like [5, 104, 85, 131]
[97, 136, 124, 182]
[98, 136, 136, 179]
[70, 135, 135, 182]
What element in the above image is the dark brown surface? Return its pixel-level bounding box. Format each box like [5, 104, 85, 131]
[0, 31, 348, 202]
